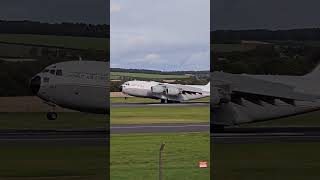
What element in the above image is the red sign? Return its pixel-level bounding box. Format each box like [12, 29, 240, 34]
[199, 161, 208, 168]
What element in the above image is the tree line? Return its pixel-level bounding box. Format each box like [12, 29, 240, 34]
[212, 29, 320, 43]
[0, 20, 109, 38]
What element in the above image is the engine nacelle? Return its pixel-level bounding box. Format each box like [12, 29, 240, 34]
[166, 87, 180, 95]
[151, 85, 165, 93]
[212, 88, 221, 105]
[212, 86, 231, 105]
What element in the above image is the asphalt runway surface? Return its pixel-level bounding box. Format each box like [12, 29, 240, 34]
[212, 127, 320, 144]
[111, 102, 209, 108]
[0, 129, 108, 145]
[0, 123, 209, 144]
[111, 123, 210, 133]
[1, 126, 320, 144]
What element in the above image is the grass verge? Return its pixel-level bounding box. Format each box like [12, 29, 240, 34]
[111, 132, 210, 180]
[111, 106, 209, 124]
[0, 144, 108, 180]
[212, 142, 320, 180]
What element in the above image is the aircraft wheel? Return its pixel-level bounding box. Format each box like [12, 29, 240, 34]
[211, 125, 224, 133]
[47, 112, 58, 120]
[160, 99, 166, 103]
[167, 100, 180, 104]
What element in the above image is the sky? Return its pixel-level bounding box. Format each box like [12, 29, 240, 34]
[0, 0, 109, 24]
[212, 0, 320, 30]
[111, 0, 210, 71]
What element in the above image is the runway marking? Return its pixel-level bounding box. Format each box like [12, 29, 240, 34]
[111, 124, 209, 129]
[213, 133, 305, 136]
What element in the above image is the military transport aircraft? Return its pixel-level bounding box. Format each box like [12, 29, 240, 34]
[121, 80, 210, 103]
[212, 64, 320, 130]
[29, 60, 108, 120]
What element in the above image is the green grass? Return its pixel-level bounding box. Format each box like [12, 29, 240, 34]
[111, 132, 210, 180]
[111, 72, 189, 79]
[213, 142, 320, 180]
[111, 106, 209, 124]
[0, 34, 108, 50]
[212, 43, 257, 52]
[0, 144, 108, 180]
[0, 112, 107, 129]
[111, 97, 210, 103]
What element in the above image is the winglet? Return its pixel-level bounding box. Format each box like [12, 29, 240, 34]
[304, 63, 320, 78]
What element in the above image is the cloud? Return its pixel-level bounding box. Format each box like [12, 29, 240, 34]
[183, 50, 210, 70]
[111, 3, 121, 13]
[111, 0, 210, 71]
[144, 53, 160, 60]
[127, 36, 146, 46]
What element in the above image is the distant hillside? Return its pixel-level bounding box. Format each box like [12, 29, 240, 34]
[212, 29, 320, 43]
[0, 20, 109, 38]
[111, 68, 209, 75]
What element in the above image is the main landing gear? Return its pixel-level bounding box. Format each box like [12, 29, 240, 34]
[47, 112, 58, 120]
[160, 99, 181, 104]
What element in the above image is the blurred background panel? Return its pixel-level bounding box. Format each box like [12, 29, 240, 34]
[0, 1, 109, 179]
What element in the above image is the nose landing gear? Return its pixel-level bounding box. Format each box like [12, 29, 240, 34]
[47, 112, 58, 120]
[44, 101, 58, 120]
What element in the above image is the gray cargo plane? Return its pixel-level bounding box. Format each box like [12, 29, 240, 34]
[30, 60, 108, 120]
[212, 64, 320, 129]
[121, 80, 210, 103]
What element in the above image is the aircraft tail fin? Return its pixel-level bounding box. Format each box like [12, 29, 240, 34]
[305, 63, 320, 78]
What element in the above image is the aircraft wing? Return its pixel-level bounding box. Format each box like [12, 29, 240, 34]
[212, 72, 320, 101]
[165, 84, 203, 94]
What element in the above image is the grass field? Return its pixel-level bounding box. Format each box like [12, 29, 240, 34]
[212, 43, 257, 53]
[0, 34, 108, 50]
[0, 112, 107, 129]
[0, 144, 107, 180]
[0, 105, 209, 129]
[111, 72, 189, 80]
[212, 142, 320, 180]
[111, 132, 210, 180]
[111, 106, 209, 124]
[110, 97, 210, 103]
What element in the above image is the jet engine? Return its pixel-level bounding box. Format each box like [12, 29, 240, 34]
[151, 85, 166, 93]
[166, 87, 180, 95]
[212, 85, 231, 105]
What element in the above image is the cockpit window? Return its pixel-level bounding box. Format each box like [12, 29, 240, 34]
[50, 70, 55, 75]
[56, 70, 62, 76]
[42, 69, 49, 73]
[43, 77, 49, 83]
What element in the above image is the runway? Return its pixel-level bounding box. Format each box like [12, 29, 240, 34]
[111, 102, 209, 108]
[1, 126, 320, 144]
[0, 123, 209, 144]
[0, 129, 108, 145]
[111, 123, 210, 133]
[212, 127, 320, 144]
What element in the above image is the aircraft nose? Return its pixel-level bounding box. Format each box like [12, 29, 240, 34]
[29, 76, 41, 95]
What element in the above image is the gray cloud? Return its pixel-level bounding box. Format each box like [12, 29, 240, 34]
[111, 0, 210, 71]
[0, 0, 109, 24]
[212, 0, 320, 30]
